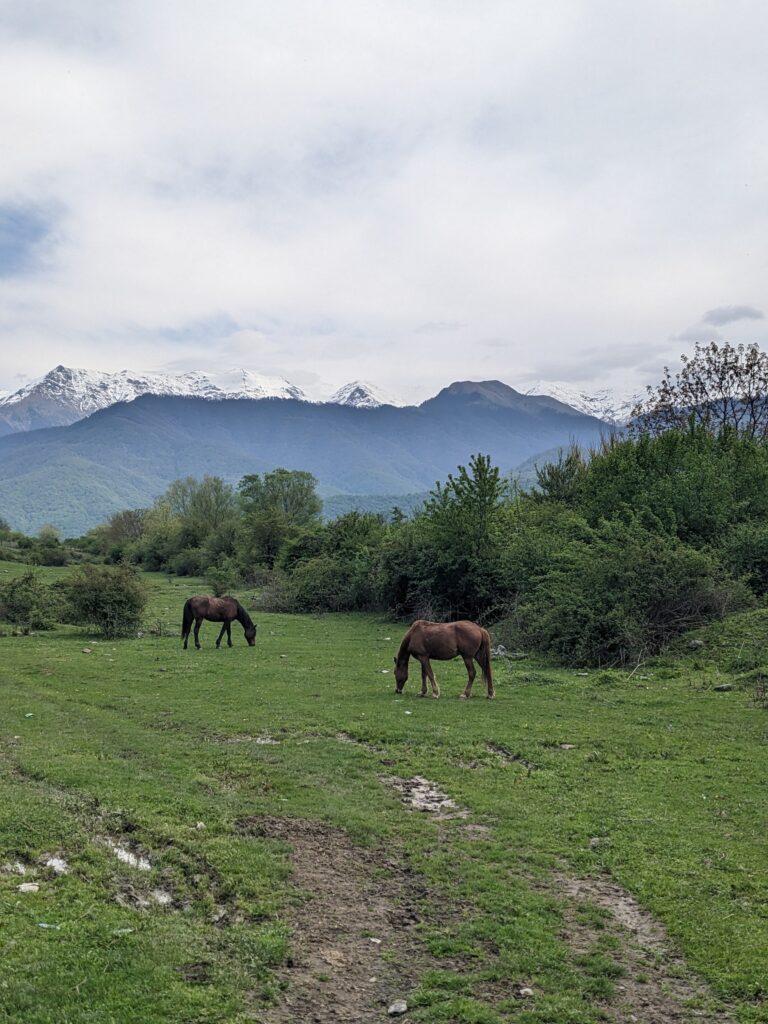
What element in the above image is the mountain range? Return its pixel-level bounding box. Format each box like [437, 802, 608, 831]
[0, 364, 636, 437]
[0, 365, 405, 436]
[0, 378, 613, 536]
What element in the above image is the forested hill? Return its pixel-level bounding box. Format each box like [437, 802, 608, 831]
[0, 381, 608, 535]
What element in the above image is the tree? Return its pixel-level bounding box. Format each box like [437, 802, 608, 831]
[160, 476, 237, 548]
[237, 469, 321, 569]
[105, 508, 147, 544]
[533, 444, 587, 504]
[238, 469, 321, 527]
[414, 454, 508, 619]
[632, 341, 768, 439]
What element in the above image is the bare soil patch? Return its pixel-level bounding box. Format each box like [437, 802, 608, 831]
[241, 816, 438, 1023]
[384, 775, 468, 818]
[556, 872, 734, 1023]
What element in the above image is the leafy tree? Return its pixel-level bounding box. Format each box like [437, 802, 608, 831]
[105, 508, 147, 544]
[238, 469, 321, 569]
[632, 341, 768, 439]
[238, 469, 321, 526]
[161, 476, 237, 548]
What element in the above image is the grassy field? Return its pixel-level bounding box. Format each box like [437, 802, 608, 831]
[1, 561, 766, 1023]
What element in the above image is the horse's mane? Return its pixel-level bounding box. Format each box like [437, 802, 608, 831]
[395, 630, 411, 665]
[234, 600, 255, 631]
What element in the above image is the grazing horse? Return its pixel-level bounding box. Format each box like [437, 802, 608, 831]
[394, 619, 494, 699]
[181, 596, 257, 650]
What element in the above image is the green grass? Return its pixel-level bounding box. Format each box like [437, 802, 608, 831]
[1, 561, 767, 1022]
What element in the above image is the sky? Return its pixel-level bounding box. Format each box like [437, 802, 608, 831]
[0, 1, 767, 404]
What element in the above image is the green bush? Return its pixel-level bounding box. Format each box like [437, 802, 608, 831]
[169, 547, 207, 576]
[518, 517, 752, 665]
[62, 563, 148, 638]
[0, 572, 54, 631]
[720, 521, 768, 595]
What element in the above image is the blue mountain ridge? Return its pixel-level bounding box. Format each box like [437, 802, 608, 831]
[0, 380, 611, 535]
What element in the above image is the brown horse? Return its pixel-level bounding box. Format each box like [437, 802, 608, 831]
[182, 596, 257, 650]
[394, 619, 494, 699]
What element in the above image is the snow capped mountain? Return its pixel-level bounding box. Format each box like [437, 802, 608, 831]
[327, 381, 404, 408]
[522, 380, 642, 425]
[0, 365, 310, 436]
[202, 368, 307, 401]
[0, 363, 642, 437]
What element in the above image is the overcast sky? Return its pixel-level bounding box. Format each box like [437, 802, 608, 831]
[1, 0, 766, 402]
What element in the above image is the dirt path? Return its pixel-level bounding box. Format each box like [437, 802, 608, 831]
[242, 817, 433, 1023]
[556, 873, 734, 1024]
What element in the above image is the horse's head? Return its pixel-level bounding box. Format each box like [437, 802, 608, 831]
[394, 655, 408, 693]
[245, 625, 257, 647]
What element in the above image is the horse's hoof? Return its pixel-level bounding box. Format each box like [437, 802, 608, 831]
[432, 693, 439, 699]
[459, 694, 468, 700]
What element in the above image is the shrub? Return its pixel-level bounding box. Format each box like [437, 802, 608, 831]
[0, 572, 54, 631]
[720, 521, 768, 595]
[205, 559, 242, 597]
[169, 547, 207, 576]
[62, 563, 148, 638]
[518, 517, 753, 666]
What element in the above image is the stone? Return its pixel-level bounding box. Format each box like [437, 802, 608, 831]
[388, 1000, 408, 1016]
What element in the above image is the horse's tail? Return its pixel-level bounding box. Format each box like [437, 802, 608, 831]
[476, 628, 494, 697]
[181, 599, 194, 637]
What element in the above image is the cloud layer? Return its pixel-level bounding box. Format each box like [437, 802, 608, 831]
[1, 1, 767, 400]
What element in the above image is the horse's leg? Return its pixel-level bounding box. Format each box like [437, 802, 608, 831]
[183, 627, 188, 650]
[194, 617, 202, 649]
[227, 622, 233, 647]
[215, 622, 227, 649]
[419, 660, 429, 697]
[460, 655, 476, 699]
[419, 657, 440, 698]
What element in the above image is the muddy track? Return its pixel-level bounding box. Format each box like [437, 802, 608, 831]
[241, 816, 436, 1023]
[556, 873, 734, 1024]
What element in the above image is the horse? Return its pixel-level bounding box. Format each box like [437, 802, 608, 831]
[181, 596, 257, 650]
[393, 619, 494, 699]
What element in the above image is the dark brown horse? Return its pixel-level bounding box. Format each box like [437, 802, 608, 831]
[182, 596, 257, 650]
[394, 620, 494, 699]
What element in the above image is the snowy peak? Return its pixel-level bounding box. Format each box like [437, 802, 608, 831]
[0, 365, 310, 436]
[203, 368, 306, 402]
[328, 381, 404, 409]
[522, 380, 641, 425]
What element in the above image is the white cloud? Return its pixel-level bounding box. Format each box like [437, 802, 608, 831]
[0, 0, 767, 401]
